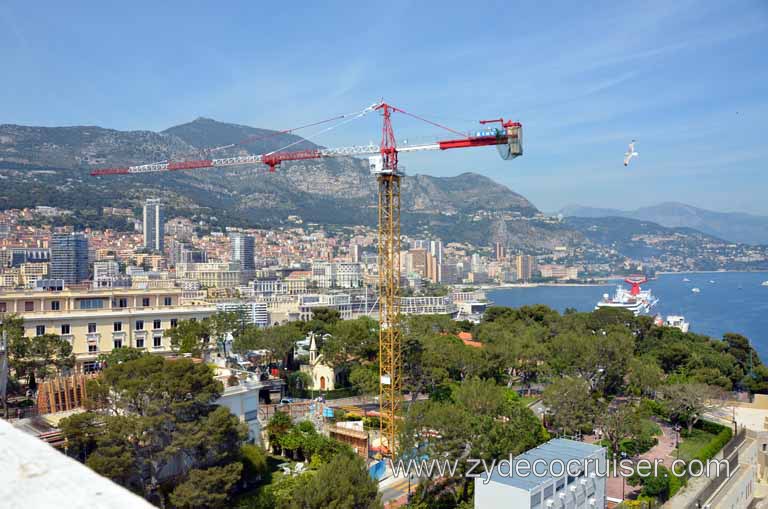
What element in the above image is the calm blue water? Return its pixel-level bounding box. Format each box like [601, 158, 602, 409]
[487, 272, 768, 360]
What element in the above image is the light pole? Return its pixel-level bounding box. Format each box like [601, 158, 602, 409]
[674, 424, 681, 459]
[620, 451, 628, 499]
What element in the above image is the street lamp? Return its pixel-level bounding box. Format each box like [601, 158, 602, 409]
[674, 424, 682, 459]
[620, 451, 628, 499]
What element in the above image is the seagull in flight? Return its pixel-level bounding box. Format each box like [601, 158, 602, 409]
[624, 140, 638, 167]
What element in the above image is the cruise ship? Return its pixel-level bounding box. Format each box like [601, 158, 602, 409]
[595, 276, 658, 316]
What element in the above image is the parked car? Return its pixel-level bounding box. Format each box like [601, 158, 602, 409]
[279, 398, 293, 405]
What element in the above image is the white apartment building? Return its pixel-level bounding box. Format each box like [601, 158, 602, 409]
[216, 301, 269, 328]
[176, 262, 242, 289]
[311, 262, 362, 289]
[475, 439, 606, 509]
[0, 287, 216, 372]
[399, 296, 457, 316]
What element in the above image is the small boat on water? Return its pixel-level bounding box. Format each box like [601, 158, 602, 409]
[682, 278, 691, 282]
[762, 281, 768, 287]
[691, 287, 701, 293]
[709, 280, 716, 284]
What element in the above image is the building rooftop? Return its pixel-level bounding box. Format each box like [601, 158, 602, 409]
[0, 418, 154, 508]
[483, 438, 604, 491]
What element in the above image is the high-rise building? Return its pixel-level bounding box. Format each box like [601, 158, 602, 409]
[429, 240, 443, 282]
[143, 199, 165, 253]
[494, 242, 506, 261]
[350, 243, 361, 263]
[230, 234, 256, 283]
[407, 248, 428, 277]
[50, 233, 89, 284]
[515, 254, 536, 282]
[169, 240, 207, 267]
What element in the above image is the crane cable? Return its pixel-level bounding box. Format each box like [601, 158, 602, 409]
[265, 102, 380, 156]
[390, 105, 468, 138]
[206, 109, 366, 154]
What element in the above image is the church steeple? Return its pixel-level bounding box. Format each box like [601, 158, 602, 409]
[309, 332, 318, 364]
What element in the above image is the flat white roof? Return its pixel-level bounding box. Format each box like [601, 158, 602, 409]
[481, 438, 604, 491]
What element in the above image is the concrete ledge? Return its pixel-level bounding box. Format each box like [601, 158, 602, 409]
[0, 418, 154, 508]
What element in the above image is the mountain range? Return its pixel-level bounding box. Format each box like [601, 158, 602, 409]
[0, 118, 542, 243]
[559, 203, 768, 246]
[1, 117, 763, 267]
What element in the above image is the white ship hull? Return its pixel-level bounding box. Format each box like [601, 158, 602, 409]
[595, 280, 657, 316]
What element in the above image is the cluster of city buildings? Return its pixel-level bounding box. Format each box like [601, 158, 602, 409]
[0, 201, 587, 372]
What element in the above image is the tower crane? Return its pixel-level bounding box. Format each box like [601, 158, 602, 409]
[91, 101, 523, 456]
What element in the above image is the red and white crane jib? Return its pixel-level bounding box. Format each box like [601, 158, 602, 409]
[89, 106, 522, 176]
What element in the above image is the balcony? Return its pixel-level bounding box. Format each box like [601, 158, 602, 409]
[60, 334, 74, 344]
[112, 331, 126, 341]
[86, 332, 100, 343]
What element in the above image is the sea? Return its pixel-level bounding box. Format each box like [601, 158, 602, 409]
[487, 271, 768, 361]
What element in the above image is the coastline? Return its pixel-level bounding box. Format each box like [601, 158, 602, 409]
[655, 270, 768, 275]
[478, 282, 613, 290]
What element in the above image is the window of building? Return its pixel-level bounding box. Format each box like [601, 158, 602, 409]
[153, 319, 161, 330]
[114, 339, 123, 349]
[88, 344, 98, 353]
[51, 300, 60, 311]
[79, 298, 105, 310]
[83, 361, 98, 373]
[170, 318, 178, 328]
[25, 301, 34, 312]
[136, 337, 144, 349]
[0, 302, 5, 313]
[61, 324, 70, 335]
[164, 297, 172, 306]
[35, 325, 45, 336]
[88, 322, 97, 333]
[117, 298, 128, 308]
[113, 321, 122, 332]
[153, 335, 162, 348]
[142, 297, 150, 307]
[135, 320, 144, 331]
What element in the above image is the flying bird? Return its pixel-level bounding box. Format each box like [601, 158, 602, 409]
[624, 140, 638, 167]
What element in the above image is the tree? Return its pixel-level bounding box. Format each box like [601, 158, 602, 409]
[267, 411, 293, 454]
[169, 463, 243, 509]
[97, 347, 146, 368]
[59, 411, 101, 462]
[240, 443, 268, 486]
[661, 382, 722, 433]
[598, 403, 644, 457]
[323, 317, 379, 370]
[165, 318, 212, 357]
[543, 376, 596, 436]
[69, 355, 247, 505]
[234, 324, 300, 367]
[287, 371, 313, 397]
[6, 317, 75, 382]
[304, 307, 341, 334]
[288, 450, 381, 509]
[401, 377, 547, 505]
[549, 327, 633, 395]
[627, 356, 664, 397]
[349, 365, 379, 396]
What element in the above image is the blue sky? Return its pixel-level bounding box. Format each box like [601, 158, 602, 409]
[1, 1, 767, 214]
